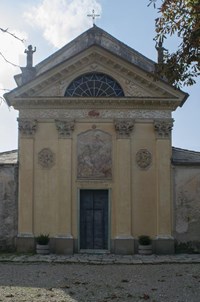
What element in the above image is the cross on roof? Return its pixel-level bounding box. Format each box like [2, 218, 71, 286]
[87, 9, 100, 26]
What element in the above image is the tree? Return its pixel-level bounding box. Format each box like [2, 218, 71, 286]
[0, 27, 25, 105]
[0, 27, 24, 67]
[149, 0, 200, 88]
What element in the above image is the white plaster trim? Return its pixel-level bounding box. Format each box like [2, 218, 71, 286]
[12, 97, 180, 110]
[115, 235, 134, 240]
[55, 235, 73, 239]
[155, 235, 174, 240]
[18, 233, 34, 238]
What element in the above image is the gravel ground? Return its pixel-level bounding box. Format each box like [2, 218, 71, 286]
[0, 263, 199, 302]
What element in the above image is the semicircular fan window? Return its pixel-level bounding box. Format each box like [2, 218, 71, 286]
[64, 73, 124, 97]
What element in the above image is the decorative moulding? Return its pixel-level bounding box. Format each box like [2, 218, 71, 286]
[5, 46, 187, 109]
[11, 97, 181, 111]
[11, 50, 174, 99]
[38, 148, 55, 169]
[154, 119, 174, 138]
[114, 119, 134, 138]
[18, 119, 38, 136]
[136, 149, 152, 169]
[55, 119, 75, 138]
[20, 109, 171, 120]
[125, 79, 152, 97]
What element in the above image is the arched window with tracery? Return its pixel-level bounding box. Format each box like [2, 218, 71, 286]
[64, 73, 124, 97]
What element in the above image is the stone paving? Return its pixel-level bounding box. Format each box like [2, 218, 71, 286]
[0, 253, 200, 264]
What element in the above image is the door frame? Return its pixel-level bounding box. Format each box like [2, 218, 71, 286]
[78, 188, 111, 253]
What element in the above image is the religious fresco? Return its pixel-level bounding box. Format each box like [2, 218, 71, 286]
[77, 130, 112, 179]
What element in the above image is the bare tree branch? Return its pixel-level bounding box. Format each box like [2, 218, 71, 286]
[0, 52, 20, 67]
[0, 89, 11, 108]
[0, 27, 25, 68]
[0, 88, 11, 92]
[0, 27, 25, 44]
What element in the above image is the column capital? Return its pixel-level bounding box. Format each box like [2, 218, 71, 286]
[154, 119, 174, 138]
[18, 118, 38, 137]
[55, 119, 75, 138]
[114, 119, 134, 138]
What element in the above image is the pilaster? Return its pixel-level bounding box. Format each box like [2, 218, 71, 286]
[17, 119, 37, 236]
[114, 119, 134, 254]
[55, 119, 75, 253]
[154, 118, 174, 253]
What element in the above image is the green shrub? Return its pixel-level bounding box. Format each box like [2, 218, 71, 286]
[138, 235, 152, 245]
[35, 234, 49, 245]
[175, 241, 200, 254]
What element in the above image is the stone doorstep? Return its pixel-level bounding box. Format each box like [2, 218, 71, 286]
[0, 254, 199, 264]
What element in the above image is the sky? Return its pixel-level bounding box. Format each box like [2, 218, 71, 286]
[0, 0, 199, 152]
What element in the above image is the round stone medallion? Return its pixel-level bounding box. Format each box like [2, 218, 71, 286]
[38, 148, 55, 169]
[136, 149, 152, 169]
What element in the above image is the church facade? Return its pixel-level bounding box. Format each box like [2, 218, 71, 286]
[3, 26, 200, 254]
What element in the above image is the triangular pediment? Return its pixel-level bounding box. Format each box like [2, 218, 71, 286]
[4, 26, 188, 109]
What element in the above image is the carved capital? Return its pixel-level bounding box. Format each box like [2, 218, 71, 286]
[154, 119, 174, 138]
[114, 119, 134, 138]
[18, 119, 37, 136]
[55, 119, 75, 138]
[38, 148, 55, 169]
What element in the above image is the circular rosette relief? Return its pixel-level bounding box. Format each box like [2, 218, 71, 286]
[38, 148, 55, 169]
[136, 149, 152, 169]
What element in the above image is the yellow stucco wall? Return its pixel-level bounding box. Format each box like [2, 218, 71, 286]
[18, 117, 173, 242]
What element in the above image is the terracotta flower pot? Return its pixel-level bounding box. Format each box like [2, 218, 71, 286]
[138, 244, 152, 255]
[36, 244, 49, 255]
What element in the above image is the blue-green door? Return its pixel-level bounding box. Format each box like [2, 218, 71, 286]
[80, 190, 108, 250]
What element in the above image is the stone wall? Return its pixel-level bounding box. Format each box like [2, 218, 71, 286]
[173, 165, 200, 252]
[0, 164, 18, 251]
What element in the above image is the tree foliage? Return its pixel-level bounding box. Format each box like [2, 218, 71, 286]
[149, 0, 200, 87]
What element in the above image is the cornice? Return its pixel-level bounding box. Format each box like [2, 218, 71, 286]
[5, 47, 184, 105]
[11, 96, 182, 111]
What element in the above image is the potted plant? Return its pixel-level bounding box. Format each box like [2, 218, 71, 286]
[35, 234, 50, 255]
[138, 235, 152, 255]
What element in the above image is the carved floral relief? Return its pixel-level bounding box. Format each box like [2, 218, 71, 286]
[38, 148, 55, 169]
[55, 120, 75, 138]
[77, 130, 112, 179]
[136, 149, 152, 169]
[125, 80, 151, 97]
[20, 109, 171, 120]
[114, 119, 134, 138]
[154, 119, 174, 138]
[18, 119, 38, 136]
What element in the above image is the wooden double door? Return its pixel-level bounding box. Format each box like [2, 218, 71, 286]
[80, 190, 109, 250]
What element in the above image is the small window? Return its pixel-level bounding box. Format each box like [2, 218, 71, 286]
[65, 73, 124, 97]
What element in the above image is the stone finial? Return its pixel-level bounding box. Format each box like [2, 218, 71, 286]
[18, 119, 38, 136]
[21, 45, 36, 84]
[55, 120, 75, 138]
[24, 45, 36, 68]
[156, 40, 166, 64]
[154, 119, 174, 138]
[114, 119, 134, 138]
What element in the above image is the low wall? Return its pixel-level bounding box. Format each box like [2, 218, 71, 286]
[0, 164, 18, 251]
[173, 165, 200, 252]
